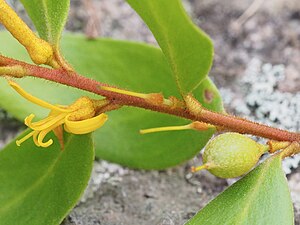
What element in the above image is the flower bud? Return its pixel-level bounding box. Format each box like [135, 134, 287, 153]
[0, 0, 53, 65]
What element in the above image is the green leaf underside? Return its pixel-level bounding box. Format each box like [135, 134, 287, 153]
[20, 0, 70, 44]
[186, 155, 294, 225]
[0, 31, 223, 169]
[127, 0, 214, 95]
[0, 130, 94, 225]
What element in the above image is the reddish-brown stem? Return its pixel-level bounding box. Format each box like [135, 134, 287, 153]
[196, 110, 300, 141]
[1, 55, 300, 142]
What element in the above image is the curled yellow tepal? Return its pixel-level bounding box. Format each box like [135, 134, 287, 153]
[9, 81, 108, 148]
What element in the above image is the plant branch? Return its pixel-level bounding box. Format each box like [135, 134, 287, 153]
[1, 55, 300, 142]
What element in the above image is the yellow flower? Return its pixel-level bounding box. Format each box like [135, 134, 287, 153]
[9, 81, 108, 148]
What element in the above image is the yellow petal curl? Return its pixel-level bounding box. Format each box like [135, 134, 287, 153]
[25, 113, 67, 131]
[37, 128, 54, 147]
[64, 113, 108, 134]
[36, 118, 66, 147]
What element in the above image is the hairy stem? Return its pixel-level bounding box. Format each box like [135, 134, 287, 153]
[1, 55, 300, 142]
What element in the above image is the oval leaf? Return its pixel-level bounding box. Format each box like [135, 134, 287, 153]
[0, 131, 94, 225]
[20, 0, 70, 45]
[185, 155, 294, 225]
[0, 32, 223, 169]
[127, 0, 214, 95]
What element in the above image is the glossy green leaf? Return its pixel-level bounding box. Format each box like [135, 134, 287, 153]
[0, 31, 223, 169]
[0, 130, 94, 225]
[20, 0, 70, 44]
[186, 155, 294, 225]
[127, 0, 214, 95]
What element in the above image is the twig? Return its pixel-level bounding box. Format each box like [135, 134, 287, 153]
[1, 54, 300, 142]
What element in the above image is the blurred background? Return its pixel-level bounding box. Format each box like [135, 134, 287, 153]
[1, 0, 300, 224]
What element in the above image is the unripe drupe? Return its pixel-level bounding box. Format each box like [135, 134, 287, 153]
[194, 132, 267, 178]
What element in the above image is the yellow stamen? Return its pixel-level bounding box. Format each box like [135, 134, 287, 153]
[38, 127, 54, 147]
[26, 113, 66, 131]
[25, 114, 55, 128]
[37, 119, 66, 147]
[16, 131, 35, 146]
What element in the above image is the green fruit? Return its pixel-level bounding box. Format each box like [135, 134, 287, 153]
[202, 132, 266, 178]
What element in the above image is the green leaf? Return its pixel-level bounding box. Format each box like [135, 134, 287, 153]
[20, 0, 70, 45]
[0, 130, 94, 225]
[185, 155, 294, 225]
[0, 31, 223, 169]
[127, 0, 214, 95]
